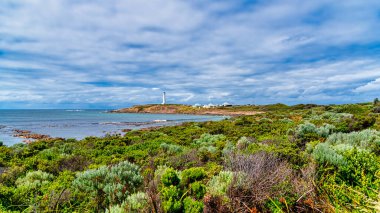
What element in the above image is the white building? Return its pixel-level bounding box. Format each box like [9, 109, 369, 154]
[162, 92, 166, 105]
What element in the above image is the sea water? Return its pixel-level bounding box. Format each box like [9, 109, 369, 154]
[0, 109, 226, 146]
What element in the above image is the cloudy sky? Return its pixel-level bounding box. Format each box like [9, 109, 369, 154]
[1, 0, 380, 109]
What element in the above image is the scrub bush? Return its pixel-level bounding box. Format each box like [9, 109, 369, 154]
[183, 197, 203, 213]
[160, 143, 183, 154]
[236, 136, 254, 150]
[207, 171, 233, 197]
[161, 185, 182, 212]
[161, 168, 180, 187]
[181, 167, 206, 186]
[190, 181, 206, 199]
[73, 160, 142, 210]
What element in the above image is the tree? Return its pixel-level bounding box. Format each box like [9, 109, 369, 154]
[374, 98, 379, 105]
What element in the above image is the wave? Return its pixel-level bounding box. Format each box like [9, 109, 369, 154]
[153, 119, 167, 122]
[98, 120, 170, 126]
[65, 109, 84, 112]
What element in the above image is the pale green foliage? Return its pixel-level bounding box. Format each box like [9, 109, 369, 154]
[279, 118, 293, 123]
[222, 141, 235, 155]
[295, 122, 335, 138]
[154, 165, 170, 180]
[183, 197, 203, 213]
[312, 129, 380, 166]
[309, 112, 353, 122]
[236, 136, 253, 150]
[160, 143, 183, 154]
[15, 170, 54, 191]
[73, 160, 143, 207]
[295, 122, 317, 138]
[106, 205, 124, 213]
[193, 134, 226, 160]
[312, 143, 346, 167]
[125, 192, 149, 211]
[193, 133, 226, 147]
[325, 129, 380, 151]
[259, 118, 273, 122]
[316, 124, 336, 138]
[207, 171, 233, 197]
[107, 192, 149, 213]
[198, 146, 217, 154]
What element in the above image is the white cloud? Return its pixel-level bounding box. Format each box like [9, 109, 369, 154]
[1, 0, 380, 108]
[354, 78, 380, 93]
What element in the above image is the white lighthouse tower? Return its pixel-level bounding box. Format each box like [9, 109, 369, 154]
[162, 92, 166, 105]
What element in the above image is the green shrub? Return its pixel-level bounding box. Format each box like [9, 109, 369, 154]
[339, 149, 379, 188]
[15, 170, 54, 191]
[160, 143, 183, 154]
[181, 167, 206, 186]
[236, 136, 253, 150]
[124, 192, 149, 211]
[193, 133, 226, 147]
[317, 124, 336, 138]
[207, 171, 233, 197]
[373, 106, 380, 113]
[190, 181, 207, 199]
[106, 204, 124, 213]
[309, 112, 352, 122]
[183, 197, 203, 213]
[198, 146, 218, 162]
[161, 185, 182, 213]
[312, 143, 346, 167]
[161, 168, 180, 187]
[222, 141, 235, 155]
[317, 149, 380, 212]
[295, 122, 335, 140]
[12, 170, 54, 209]
[324, 129, 380, 152]
[73, 160, 142, 210]
[312, 129, 380, 211]
[312, 129, 380, 167]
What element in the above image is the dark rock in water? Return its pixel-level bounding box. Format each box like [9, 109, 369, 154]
[13, 129, 51, 140]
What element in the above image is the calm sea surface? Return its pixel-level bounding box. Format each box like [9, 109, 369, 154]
[0, 110, 226, 146]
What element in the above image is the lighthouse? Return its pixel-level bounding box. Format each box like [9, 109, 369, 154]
[162, 92, 166, 105]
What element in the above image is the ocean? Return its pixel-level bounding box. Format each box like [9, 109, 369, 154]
[0, 109, 226, 146]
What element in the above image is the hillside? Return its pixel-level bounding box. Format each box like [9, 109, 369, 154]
[111, 104, 264, 116]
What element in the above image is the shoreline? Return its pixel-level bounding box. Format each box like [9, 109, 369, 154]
[111, 104, 264, 116]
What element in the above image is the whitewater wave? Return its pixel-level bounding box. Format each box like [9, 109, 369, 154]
[98, 120, 169, 126]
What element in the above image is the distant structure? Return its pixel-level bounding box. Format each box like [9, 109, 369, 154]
[192, 102, 233, 108]
[162, 92, 166, 105]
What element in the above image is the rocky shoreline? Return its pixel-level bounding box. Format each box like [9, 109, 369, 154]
[13, 129, 51, 143]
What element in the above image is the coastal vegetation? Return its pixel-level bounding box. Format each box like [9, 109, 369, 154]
[0, 102, 380, 212]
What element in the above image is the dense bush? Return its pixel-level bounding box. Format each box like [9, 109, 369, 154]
[311, 129, 380, 211]
[107, 192, 150, 213]
[181, 167, 206, 186]
[373, 106, 380, 113]
[161, 168, 180, 187]
[192, 133, 227, 161]
[206, 171, 233, 197]
[73, 160, 142, 210]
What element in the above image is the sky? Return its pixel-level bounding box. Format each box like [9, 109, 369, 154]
[1, 0, 380, 109]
